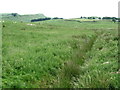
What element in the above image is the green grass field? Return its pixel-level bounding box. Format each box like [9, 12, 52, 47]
[2, 19, 119, 88]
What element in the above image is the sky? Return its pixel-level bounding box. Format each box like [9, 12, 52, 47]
[0, 0, 119, 18]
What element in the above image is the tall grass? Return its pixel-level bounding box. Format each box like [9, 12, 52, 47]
[2, 20, 118, 88]
[0, 19, 2, 89]
[73, 29, 119, 88]
[57, 34, 97, 88]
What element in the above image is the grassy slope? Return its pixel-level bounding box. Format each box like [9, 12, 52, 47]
[2, 19, 119, 88]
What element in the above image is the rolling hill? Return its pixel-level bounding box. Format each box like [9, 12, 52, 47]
[1, 13, 46, 22]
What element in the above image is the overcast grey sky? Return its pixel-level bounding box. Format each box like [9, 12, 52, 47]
[0, 0, 119, 18]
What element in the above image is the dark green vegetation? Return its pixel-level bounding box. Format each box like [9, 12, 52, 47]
[1, 13, 46, 22]
[2, 19, 119, 88]
[0, 16, 2, 89]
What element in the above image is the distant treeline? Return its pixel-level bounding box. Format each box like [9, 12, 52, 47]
[31, 18, 51, 22]
[31, 16, 119, 22]
[102, 17, 119, 20]
[80, 16, 101, 19]
[31, 17, 63, 22]
[80, 16, 119, 20]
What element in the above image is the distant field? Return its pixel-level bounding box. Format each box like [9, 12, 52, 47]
[2, 19, 119, 88]
[69, 18, 99, 21]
